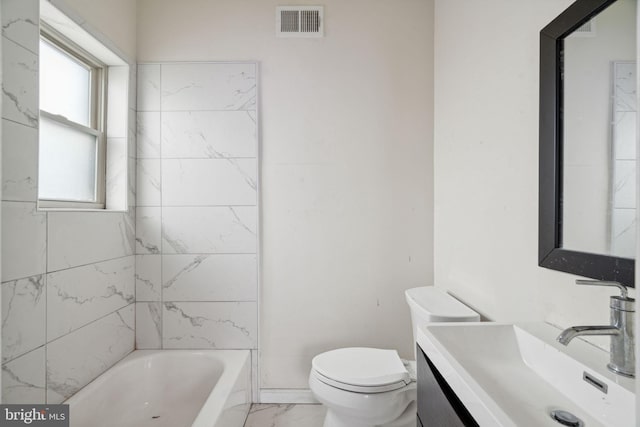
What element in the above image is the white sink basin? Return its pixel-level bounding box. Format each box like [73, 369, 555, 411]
[417, 322, 635, 427]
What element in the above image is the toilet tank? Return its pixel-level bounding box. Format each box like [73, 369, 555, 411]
[405, 287, 480, 358]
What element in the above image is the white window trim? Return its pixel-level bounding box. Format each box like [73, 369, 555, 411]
[38, 0, 135, 212]
[38, 25, 108, 210]
[39, 0, 131, 212]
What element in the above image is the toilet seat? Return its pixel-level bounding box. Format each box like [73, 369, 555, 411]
[309, 370, 417, 426]
[309, 287, 480, 427]
[311, 369, 409, 393]
[311, 348, 411, 393]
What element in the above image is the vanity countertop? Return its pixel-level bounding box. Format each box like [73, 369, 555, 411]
[417, 322, 635, 427]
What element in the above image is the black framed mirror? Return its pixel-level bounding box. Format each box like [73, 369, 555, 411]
[539, 0, 636, 286]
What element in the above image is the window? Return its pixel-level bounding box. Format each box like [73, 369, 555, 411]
[38, 30, 107, 209]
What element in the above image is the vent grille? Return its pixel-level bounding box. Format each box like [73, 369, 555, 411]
[572, 18, 596, 37]
[276, 6, 324, 38]
[300, 10, 321, 33]
[281, 10, 299, 32]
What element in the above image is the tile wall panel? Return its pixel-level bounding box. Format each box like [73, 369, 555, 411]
[47, 211, 135, 271]
[2, 275, 45, 362]
[137, 112, 161, 158]
[2, 119, 38, 202]
[136, 159, 161, 206]
[46, 305, 135, 403]
[106, 137, 128, 209]
[1, 0, 38, 54]
[162, 206, 258, 254]
[137, 64, 161, 112]
[136, 206, 162, 254]
[161, 111, 257, 158]
[162, 254, 257, 301]
[160, 63, 257, 111]
[161, 158, 257, 206]
[1, 0, 137, 404]
[162, 302, 257, 349]
[47, 257, 135, 340]
[135, 255, 162, 301]
[2, 36, 38, 128]
[2, 347, 46, 404]
[135, 63, 259, 357]
[1, 202, 46, 282]
[135, 302, 162, 349]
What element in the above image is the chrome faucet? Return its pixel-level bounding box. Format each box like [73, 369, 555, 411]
[557, 280, 635, 378]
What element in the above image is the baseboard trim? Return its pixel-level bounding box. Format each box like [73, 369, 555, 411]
[259, 389, 319, 404]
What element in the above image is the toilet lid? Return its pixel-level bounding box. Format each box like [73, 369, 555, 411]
[312, 348, 409, 387]
[405, 287, 480, 322]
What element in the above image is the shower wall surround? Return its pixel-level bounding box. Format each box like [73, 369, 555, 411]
[1, 0, 137, 404]
[135, 63, 259, 373]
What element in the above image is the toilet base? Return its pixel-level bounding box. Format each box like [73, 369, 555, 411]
[322, 401, 417, 427]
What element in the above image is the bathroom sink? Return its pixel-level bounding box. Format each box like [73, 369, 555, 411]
[417, 322, 635, 427]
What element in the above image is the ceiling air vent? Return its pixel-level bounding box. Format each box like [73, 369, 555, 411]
[571, 18, 596, 37]
[276, 6, 324, 38]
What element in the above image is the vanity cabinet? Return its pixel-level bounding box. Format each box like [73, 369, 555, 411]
[416, 345, 479, 427]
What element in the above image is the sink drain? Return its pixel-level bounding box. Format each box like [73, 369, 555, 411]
[550, 410, 583, 427]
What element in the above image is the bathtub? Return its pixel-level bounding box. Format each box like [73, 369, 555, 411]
[65, 350, 251, 427]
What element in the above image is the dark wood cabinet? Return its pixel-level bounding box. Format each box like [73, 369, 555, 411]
[416, 344, 479, 427]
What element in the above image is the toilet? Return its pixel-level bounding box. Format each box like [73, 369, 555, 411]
[308, 286, 480, 427]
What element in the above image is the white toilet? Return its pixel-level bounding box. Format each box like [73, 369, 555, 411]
[308, 286, 480, 427]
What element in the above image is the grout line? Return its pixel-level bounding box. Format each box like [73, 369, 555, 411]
[1, 116, 38, 130]
[155, 157, 258, 160]
[1, 344, 46, 367]
[134, 64, 140, 352]
[2, 34, 38, 58]
[140, 347, 256, 351]
[147, 204, 258, 208]
[255, 62, 262, 403]
[145, 300, 258, 303]
[155, 253, 258, 257]
[39, 254, 135, 277]
[133, 109, 258, 113]
[138, 61, 258, 65]
[133, 176, 138, 341]
[44, 303, 136, 347]
[1, 301, 135, 366]
[159, 63, 164, 351]
[44, 209, 49, 403]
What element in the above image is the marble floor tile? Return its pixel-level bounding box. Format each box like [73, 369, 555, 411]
[244, 404, 326, 427]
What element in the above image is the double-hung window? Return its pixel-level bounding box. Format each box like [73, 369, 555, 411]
[38, 29, 107, 209]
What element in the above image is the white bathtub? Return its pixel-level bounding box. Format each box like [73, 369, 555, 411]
[65, 350, 251, 427]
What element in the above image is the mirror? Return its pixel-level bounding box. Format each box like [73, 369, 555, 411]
[539, 0, 636, 286]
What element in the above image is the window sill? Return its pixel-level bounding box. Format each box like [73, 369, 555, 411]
[37, 206, 128, 213]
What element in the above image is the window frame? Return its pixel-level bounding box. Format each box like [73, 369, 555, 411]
[38, 25, 108, 210]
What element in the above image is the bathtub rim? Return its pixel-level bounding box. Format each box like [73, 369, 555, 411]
[64, 349, 251, 427]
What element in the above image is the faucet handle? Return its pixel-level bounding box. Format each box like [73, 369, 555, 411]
[575, 280, 629, 299]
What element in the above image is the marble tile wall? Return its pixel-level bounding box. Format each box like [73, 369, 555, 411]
[1, 0, 136, 404]
[135, 63, 259, 366]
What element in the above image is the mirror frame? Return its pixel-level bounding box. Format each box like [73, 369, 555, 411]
[539, 0, 635, 286]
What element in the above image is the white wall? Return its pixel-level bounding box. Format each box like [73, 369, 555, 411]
[137, 0, 435, 390]
[50, 0, 136, 61]
[434, 0, 635, 346]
